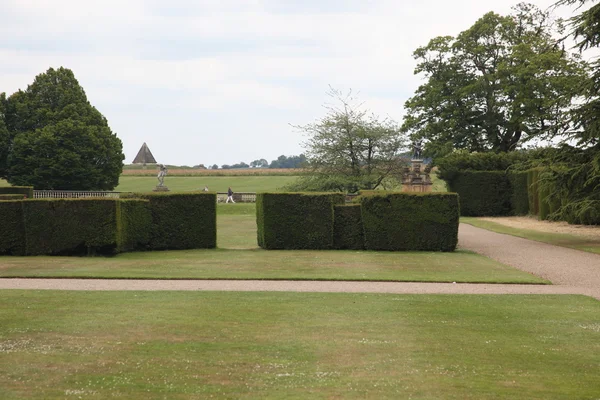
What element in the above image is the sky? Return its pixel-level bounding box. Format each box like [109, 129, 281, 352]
[0, 0, 585, 167]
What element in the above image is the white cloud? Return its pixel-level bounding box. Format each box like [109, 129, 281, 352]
[0, 0, 584, 165]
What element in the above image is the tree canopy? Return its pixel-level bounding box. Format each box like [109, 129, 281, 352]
[1, 67, 124, 190]
[402, 3, 589, 159]
[288, 88, 407, 193]
[554, 0, 600, 147]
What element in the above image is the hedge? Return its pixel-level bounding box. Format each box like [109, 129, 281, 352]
[562, 200, 600, 225]
[360, 193, 459, 251]
[0, 201, 26, 255]
[256, 192, 345, 249]
[333, 204, 364, 250]
[0, 194, 27, 200]
[0, 199, 152, 256]
[508, 171, 529, 216]
[123, 192, 217, 250]
[0, 186, 33, 199]
[527, 168, 541, 216]
[116, 199, 152, 252]
[447, 171, 512, 216]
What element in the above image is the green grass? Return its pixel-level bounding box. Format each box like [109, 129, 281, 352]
[1, 291, 599, 399]
[114, 176, 299, 193]
[461, 217, 600, 254]
[0, 203, 546, 284]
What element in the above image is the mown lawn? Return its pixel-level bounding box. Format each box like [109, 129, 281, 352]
[461, 217, 600, 254]
[1, 291, 599, 399]
[0, 204, 546, 284]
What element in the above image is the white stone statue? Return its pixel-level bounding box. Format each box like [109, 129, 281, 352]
[157, 164, 168, 187]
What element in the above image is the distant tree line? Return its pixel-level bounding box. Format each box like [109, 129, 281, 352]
[213, 154, 306, 169]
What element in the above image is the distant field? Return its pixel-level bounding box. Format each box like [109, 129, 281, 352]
[115, 175, 299, 192]
[122, 167, 304, 176]
[0, 168, 448, 192]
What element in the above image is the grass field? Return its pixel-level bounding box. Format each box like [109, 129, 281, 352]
[0, 168, 448, 193]
[0, 203, 545, 283]
[114, 175, 300, 193]
[1, 291, 599, 399]
[461, 217, 600, 254]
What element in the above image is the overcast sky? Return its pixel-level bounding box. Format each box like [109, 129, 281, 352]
[0, 0, 583, 166]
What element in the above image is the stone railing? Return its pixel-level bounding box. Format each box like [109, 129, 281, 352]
[34, 190, 121, 199]
[32, 191, 356, 203]
[216, 192, 257, 203]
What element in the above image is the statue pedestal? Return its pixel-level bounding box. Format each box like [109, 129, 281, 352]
[402, 159, 433, 193]
[153, 186, 170, 192]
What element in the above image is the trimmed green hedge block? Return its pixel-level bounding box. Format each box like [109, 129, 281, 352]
[0, 198, 152, 256]
[0, 201, 26, 255]
[0, 186, 33, 199]
[0, 194, 26, 200]
[21, 199, 152, 255]
[256, 192, 345, 249]
[527, 169, 541, 216]
[125, 192, 217, 250]
[508, 171, 529, 216]
[447, 171, 512, 216]
[361, 193, 459, 251]
[333, 204, 364, 250]
[117, 199, 152, 252]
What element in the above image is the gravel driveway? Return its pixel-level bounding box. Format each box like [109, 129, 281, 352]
[1, 224, 599, 299]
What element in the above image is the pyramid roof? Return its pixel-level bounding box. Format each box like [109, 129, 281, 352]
[132, 142, 157, 164]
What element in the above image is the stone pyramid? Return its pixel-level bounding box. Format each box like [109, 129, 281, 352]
[132, 142, 157, 165]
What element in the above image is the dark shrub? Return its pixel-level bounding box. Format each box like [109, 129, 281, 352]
[117, 199, 152, 252]
[508, 171, 529, 215]
[361, 193, 459, 251]
[22, 199, 121, 255]
[333, 204, 364, 250]
[447, 171, 512, 216]
[0, 186, 33, 199]
[0, 200, 26, 255]
[256, 192, 345, 249]
[0, 194, 26, 200]
[125, 192, 217, 250]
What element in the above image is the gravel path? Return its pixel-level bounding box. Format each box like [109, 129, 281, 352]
[0, 224, 598, 299]
[459, 224, 600, 295]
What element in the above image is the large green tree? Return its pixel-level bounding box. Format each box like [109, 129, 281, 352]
[1, 67, 124, 190]
[403, 3, 588, 158]
[555, 0, 600, 146]
[288, 88, 407, 193]
[0, 93, 10, 178]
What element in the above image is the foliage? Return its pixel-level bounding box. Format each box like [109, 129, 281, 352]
[403, 3, 588, 159]
[360, 193, 459, 251]
[555, 0, 600, 147]
[268, 154, 307, 169]
[333, 204, 365, 250]
[436, 150, 531, 181]
[0, 94, 9, 177]
[0, 200, 25, 255]
[221, 162, 249, 169]
[0, 186, 33, 198]
[0, 194, 25, 200]
[447, 171, 513, 216]
[291, 88, 407, 193]
[250, 158, 268, 168]
[256, 192, 345, 249]
[0, 199, 151, 256]
[1, 67, 124, 189]
[508, 171, 530, 215]
[123, 192, 217, 250]
[116, 199, 152, 252]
